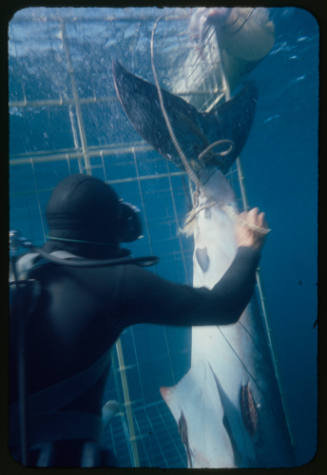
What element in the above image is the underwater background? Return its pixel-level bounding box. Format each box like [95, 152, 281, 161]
[9, 7, 318, 467]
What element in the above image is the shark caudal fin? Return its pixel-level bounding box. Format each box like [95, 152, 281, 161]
[112, 59, 201, 169]
[112, 60, 257, 174]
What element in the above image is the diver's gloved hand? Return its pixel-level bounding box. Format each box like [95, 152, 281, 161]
[235, 207, 270, 251]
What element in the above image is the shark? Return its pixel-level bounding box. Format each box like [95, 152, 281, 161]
[112, 60, 294, 468]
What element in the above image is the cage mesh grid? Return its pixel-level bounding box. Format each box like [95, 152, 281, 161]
[9, 7, 246, 468]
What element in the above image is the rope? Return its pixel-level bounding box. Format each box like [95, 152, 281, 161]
[222, 8, 254, 36]
[198, 139, 234, 161]
[184, 200, 217, 227]
[150, 16, 201, 189]
[150, 15, 237, 224]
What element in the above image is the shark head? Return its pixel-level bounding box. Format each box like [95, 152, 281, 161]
[112, 60, 257, 176]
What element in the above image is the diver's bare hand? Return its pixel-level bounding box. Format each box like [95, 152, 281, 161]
[235, 208, 270, 250]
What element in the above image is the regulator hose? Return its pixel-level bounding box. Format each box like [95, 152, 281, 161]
[9, 230, 159, 268]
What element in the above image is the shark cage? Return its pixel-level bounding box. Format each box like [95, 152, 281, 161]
[9, 6, 310, 469]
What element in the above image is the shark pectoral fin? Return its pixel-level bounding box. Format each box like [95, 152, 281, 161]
[240, 382, 259, 437]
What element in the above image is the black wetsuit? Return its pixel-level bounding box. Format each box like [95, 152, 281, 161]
[9, 244, 260, 466]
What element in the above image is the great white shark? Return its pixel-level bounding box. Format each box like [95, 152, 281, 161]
[112, 60, 294, 468]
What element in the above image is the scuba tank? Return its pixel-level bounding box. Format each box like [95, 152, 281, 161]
[9, 230, 158, 465]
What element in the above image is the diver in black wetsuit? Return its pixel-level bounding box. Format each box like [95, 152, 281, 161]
[9, 174, 268, 467]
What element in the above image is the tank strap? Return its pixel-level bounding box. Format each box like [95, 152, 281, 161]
[10, 250, 81, 282]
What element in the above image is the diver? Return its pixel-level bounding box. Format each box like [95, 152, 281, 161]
[9, 173, 268, 467]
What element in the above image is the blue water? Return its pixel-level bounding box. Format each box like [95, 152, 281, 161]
[9, 7, 318, 467]
[243, 9, 318, 464]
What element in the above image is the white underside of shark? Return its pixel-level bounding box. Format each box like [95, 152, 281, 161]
[160, 169, 294, 468]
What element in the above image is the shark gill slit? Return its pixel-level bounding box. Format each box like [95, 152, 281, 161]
[240, 382, 259, 437]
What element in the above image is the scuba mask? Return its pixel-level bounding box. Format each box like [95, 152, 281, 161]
[117, 200, 143, 243]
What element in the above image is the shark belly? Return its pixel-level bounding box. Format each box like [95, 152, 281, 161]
[161, 170, 294, 468]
